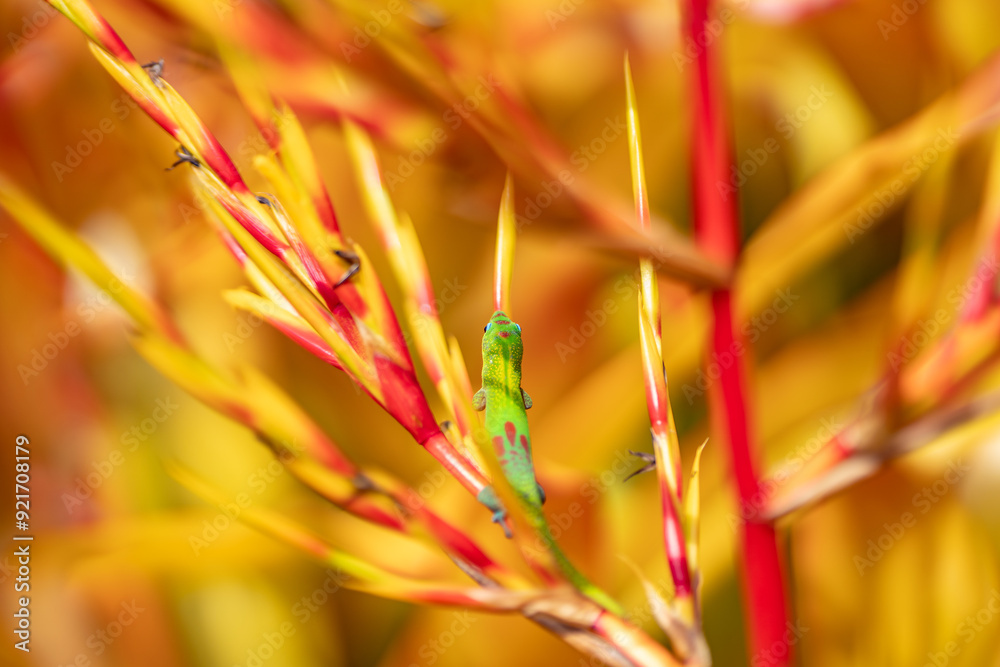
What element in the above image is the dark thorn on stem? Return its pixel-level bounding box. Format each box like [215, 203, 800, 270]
[351, 472, 377, 493]
[333, 249, 361, 287]
[166, 146, 200, 170]
[624, 450, 657, 482]
[142, 59, 165, 87]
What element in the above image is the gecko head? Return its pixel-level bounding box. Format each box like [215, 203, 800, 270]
[482, 310, 523, 358]
[484, 310, 521, 338]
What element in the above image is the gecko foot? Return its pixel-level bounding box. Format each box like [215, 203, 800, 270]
[477, 486, 512, 538]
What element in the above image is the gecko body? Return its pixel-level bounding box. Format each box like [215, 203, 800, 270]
[474, 310, 619, 611]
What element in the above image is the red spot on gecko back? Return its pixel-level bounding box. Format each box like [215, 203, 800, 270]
[494, 319, 510, 324]
[520, 434, 529, 454]
[504, 421, 517, 447]
[492, 436, 506, 459]
[497, 331, 510, 338]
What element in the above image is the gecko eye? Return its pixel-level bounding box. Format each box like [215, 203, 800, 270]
[484, 323, 492, 332]
[515, 323, 521, 333]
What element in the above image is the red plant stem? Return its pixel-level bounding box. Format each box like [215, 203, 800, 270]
[661, 487, 692, 598]
[684, 0, 791, 662]
[422, 431, 491, 497]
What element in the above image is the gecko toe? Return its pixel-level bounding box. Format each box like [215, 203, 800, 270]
[492, 510, 513, 538]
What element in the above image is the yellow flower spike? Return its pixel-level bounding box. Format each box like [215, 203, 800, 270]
[83, 40, 247, 195]
[494, 172, 517, 314]
[625, 54, 662, 352]
[342, 118, 402, 250]
[256, 144, 409, 361]
[349, 242, 411, 364]
[185, 159, 289, 258]
[274, 103, 338, 229]
[626, 56, 698, 638]
[637, 304, 681, 500]
[128, 334, 251, 420]
[217, 43, 275, 134]
[445, 336, 489, 471]
[87, 44, 174, 130]
[223, 289, 341, 367]
[1, 175, 509, 574]
[250, 156, 338, 282]
[447, 336, 477, 405]
[395, 212, 434, 306]
[392, 212, 487, 470]
[242, 255, 296, 313]
[254, 150, 326, 252]
[172, 461, 557, 611]
[202, 195, 382, 400]
[166, 462, 412, 584]
[342, 116, 478, 435]
[48, 0, 102, 42]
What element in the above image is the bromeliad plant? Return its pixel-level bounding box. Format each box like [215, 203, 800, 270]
[0, 0, 713, 665]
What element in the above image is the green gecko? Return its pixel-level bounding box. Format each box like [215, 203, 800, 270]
[474, 310, 620, 612]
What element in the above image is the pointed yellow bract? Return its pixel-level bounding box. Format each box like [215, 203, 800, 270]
[684, 439, 708, 607]
[495, 172, 517, 314]
[624, 52, 705, 652]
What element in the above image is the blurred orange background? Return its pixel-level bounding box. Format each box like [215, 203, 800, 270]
[3, 0, 1000, 665]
